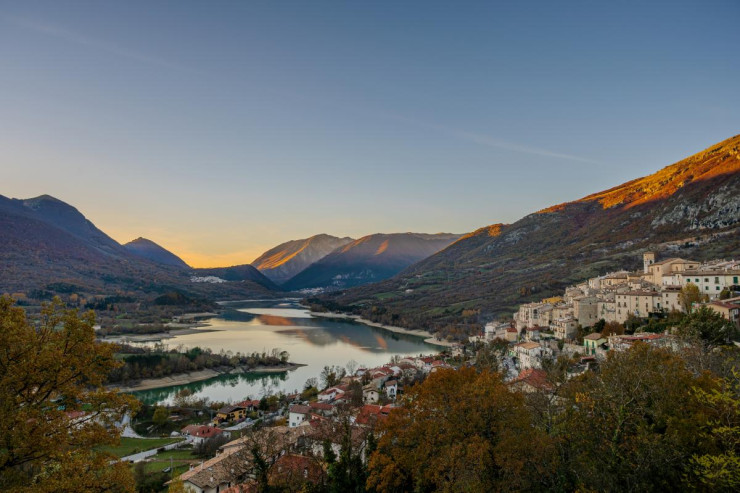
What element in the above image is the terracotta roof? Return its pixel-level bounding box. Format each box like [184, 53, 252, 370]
[515, 341, 540, 350]
[289, 405, 311, 415]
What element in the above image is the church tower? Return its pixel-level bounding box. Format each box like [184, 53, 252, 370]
[643, 251, 656, 274]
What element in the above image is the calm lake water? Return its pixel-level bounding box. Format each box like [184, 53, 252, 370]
[133, 299, 439, 405]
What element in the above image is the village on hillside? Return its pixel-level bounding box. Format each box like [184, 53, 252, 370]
[477, 252, 740, 372]
[101, 253, 739, 493]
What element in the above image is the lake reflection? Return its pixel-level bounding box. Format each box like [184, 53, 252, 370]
[132, 299, 439, 405]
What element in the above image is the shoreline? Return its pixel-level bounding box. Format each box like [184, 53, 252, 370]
[308, 310, 457, 348]
[100, 326, 218, 344]
[113, 363, 306, 392]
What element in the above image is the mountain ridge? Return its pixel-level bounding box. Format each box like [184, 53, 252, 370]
[283, 232, 461, 291]
[319, 134, 740, 339]
[251, 234, 354, 284]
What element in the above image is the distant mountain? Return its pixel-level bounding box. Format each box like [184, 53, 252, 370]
[124, 237, 190, 269]
[322, 135, 740, 336]
[193, 264, 282, 291]
[252, 234, 354, 283]
[282, 233, 461, 291]
[0, 194, 278, 300]
[1, 194, 124, 256]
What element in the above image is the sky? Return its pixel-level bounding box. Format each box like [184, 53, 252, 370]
[1, 0, 739, 267]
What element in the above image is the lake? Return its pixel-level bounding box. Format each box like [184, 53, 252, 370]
[133, 299, 440, 405]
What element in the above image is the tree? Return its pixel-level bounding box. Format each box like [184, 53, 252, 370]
[367, 367, 557, 492]
[0, 297, 139, 492]
[719, 288, 732, 300]
[320, 365, 345, 389]
[677, 306, 739, 346]
[556, 343, 714, 491]
[680, 283, 702, 312]
[152, 406, 170, 428]
[601, 321, 624, 337]
[687, 369, 740, 490]
[167, 477, 186, 493]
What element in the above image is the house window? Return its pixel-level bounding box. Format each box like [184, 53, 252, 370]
[734, 277, 738, 284]
[717, 286, 720, 290]
[705, 278, 709, 283]
[715, 277, 719, 284]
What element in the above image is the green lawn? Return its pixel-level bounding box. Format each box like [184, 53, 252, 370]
[132, 446, 197, 475]
[99, 437, 183, 458]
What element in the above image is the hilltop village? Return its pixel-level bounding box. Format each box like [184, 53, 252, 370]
[473, 252, 740, 369]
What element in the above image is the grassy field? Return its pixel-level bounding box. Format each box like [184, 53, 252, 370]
[133, 446, 197, 475]
[100, 437, 183, 458]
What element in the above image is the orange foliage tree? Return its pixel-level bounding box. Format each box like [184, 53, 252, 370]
[367, 367, 557, 492]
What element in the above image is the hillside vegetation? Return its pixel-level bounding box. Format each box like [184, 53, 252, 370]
[319, 135, 740, 339]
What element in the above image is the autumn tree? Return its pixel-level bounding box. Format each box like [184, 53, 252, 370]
[556, 343, 714, 491]
[687, 369, 740, 490]
[367, 367, 557, 492]
[152, 406, 170, 428]
[680, 283, 702, 312]
[0, 297, 139, 492]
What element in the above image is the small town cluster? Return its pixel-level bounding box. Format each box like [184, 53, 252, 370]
[169, 355, 454, 492]
[479, 252, 740, 371]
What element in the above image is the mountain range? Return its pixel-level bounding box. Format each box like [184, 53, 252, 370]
[251, 234, 354, 284]
[3, 135, 739, 317]
[318, 134, 740, 337]
[281, 233, 461, 291]
[0, 195, 276, 300]
[0, 195, 455, 301]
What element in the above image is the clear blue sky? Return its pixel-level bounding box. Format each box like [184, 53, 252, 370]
[1, 0, 738, 266]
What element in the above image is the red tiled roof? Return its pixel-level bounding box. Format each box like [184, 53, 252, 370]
[510, 369, 552, 391]
[235, 399, 260, 408]
[289, 405, 311, 415]
[181, 424, 224, 439]
[309, 402, 334, 411]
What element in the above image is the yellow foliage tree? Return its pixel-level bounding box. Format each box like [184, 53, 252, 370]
[0, 297, 139, 492]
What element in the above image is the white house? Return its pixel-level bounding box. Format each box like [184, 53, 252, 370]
[288, 405, 311, 428]
[384, 380, 398, 400]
